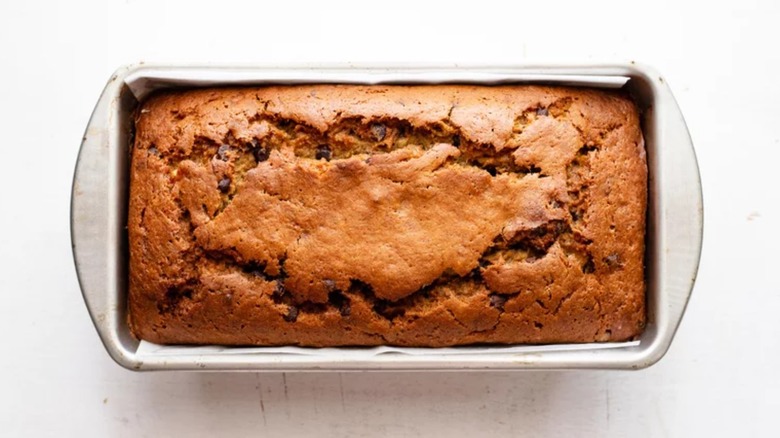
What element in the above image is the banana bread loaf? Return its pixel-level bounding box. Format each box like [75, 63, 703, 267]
[128, 84, 646, 347]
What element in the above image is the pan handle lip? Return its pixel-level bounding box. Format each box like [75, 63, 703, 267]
[628, 63, 703, 369]
[71, 65, 142, 370]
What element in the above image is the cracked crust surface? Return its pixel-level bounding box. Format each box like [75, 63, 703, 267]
[128, 85, 646, 347]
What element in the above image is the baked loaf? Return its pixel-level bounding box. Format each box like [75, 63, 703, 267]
[128, 85, 646, 347]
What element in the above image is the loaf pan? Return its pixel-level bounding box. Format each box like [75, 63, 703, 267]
[71, 64, 702, 371]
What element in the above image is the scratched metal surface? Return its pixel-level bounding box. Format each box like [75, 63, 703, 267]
[2, 0, 779, 436]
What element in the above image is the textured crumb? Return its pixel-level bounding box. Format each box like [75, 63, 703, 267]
[128, 85, 647, 347]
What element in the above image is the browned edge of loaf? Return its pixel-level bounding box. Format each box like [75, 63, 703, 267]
[127, 84, 647, 347]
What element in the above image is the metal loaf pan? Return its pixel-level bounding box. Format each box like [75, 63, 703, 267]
[71, 64, 702, 371]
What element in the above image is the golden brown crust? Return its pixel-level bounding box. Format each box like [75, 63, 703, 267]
[128, 85, 646, 346]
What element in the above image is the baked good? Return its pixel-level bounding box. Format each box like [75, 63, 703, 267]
[128, 84, 646, 347]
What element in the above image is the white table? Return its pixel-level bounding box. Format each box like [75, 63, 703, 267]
[1, 1, 777, 436]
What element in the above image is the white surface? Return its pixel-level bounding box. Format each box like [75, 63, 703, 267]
[0, 0, 777, 436]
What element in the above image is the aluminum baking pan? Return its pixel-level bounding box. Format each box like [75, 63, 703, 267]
[71, 64, 702, 371]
